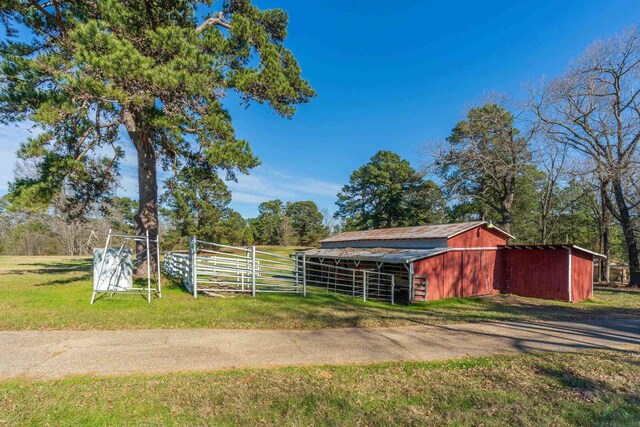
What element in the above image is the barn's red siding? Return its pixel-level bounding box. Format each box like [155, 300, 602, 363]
[447, 225, 509, 248]
[410, 225, 596, 303]
[416, 254, 444, 301]
[571, 251, 593, 302]
[413, 224, 508, 301]
[444, 251, 463, 298]
[503, 248, 569, 301]
[414, 247, 596, 303]
[413, 249, 503, 300]
[482, 249, 504, 294]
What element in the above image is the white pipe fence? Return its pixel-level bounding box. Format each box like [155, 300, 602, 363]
[163, 238, 396, 304]
[163, 251, 190, 292]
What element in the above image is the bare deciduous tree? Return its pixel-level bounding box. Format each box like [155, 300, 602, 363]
[533, 141, 569, 243]
[530, 27, 640, 279]
[433, 101, 534, 232]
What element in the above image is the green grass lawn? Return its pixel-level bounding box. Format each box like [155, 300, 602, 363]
[1, 348, 638, 426]
[0, 255, 638, 330]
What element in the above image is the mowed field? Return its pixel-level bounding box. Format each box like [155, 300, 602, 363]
[0, 254, 638, 330]
[1, 349, 639, 425]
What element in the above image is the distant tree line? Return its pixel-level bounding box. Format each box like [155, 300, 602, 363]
[0, 173, 330, 255]
[0, 195, 136, 256]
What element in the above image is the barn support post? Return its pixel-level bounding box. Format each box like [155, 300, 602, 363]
[567, 247, 572, 302]
[376, 262, 382, 297]
[352, 270, 356, 297]
[251, 245, 256, 297]
[189, 236, 198, 298]
[391, 275, 395, 305]
[363, 270, 367, 302]
[591, 257, 594, 298]
[409, 262, 415, 303]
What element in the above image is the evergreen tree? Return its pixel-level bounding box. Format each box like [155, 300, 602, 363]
[285, 201, 327, 245]
[435, 103, 533, 233]
[218, 209, 250, 246]
[0, 0, 315, 273]
[335, 150, 446, 230]
[252, 199, 284, 245]
[161, 165, 235, 245]
[100, 196, 138, 234]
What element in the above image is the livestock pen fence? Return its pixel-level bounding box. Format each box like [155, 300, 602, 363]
[163, 238, 396, 303]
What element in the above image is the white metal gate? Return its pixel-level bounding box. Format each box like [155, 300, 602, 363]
[163, 237, 396, 303]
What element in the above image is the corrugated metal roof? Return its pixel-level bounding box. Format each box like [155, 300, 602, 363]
[303, 247, 448, 263]
[321, 221, 508, 243]
[502, 244, 606, 259]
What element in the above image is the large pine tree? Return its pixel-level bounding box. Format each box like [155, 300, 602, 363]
[0, 0, 314, 273]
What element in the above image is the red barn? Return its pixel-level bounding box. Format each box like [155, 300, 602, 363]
[305, 221, 603, 303]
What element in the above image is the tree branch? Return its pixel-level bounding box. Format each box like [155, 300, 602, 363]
[196, 12, 230, 33]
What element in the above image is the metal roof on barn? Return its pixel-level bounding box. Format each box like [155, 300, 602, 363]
[304, 247, 448, 263]
[320, 221, 513, 244]
[501, 244, 606, 258]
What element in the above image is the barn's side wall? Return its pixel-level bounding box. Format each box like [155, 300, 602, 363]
[413, 247, 596, 303]
[447, 226, 509, 248]
[413, 248, 503, 301]
[571, 251, 594, 302]
[503, 248, 570, 301]
[414, 224, 508, 302]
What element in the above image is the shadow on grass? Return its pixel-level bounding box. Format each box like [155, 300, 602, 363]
[538, 364, 611, 392]
[35, 273, 92, 286]
[594, 286, 640, 296]
[254, 291, 640, 328]
[1, 260, 92, 276]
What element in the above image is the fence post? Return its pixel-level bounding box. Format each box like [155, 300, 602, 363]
[391, 275, 395, 305]
[251, 245, 256, 297]
[352, 270, 356, 297]
[189, 236, 198, 298]
[363, 270, 367, 302]
[156, 235, 162, 299]
[145, 229, 152, 303]
[295, 253, 299, 294]
[302, 253, 307, 297]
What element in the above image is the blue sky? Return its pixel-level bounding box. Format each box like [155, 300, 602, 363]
[1, 0, 640, 218]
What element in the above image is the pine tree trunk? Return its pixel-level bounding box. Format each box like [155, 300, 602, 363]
[123, 108, 159, 277]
